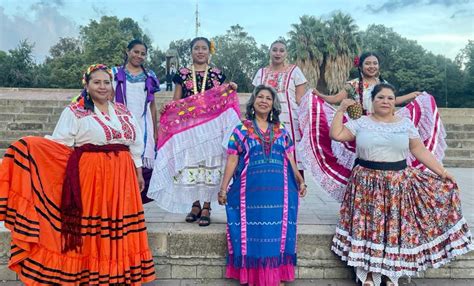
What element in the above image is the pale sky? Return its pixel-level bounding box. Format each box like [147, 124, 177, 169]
[1, 0, 473, 62]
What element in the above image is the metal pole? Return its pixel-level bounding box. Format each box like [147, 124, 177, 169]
[195, 0, 200, 37]
[445, 56, 448, 107]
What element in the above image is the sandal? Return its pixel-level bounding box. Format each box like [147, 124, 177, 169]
[199, 206, 211, 227]
[185, 202, 201, 223]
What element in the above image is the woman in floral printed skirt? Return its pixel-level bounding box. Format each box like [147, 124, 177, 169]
[330, 83, 473, 286]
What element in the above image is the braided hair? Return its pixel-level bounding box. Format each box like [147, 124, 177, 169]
[356, 52, 385, 99]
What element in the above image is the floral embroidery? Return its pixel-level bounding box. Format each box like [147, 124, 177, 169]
[92, 115, 112, 141]
[173, 66, 226, 98]
[118, 116, 136, 140]
[68, 102, 93, 119]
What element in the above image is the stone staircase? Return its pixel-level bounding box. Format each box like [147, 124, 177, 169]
[0, 90, 473, 168]
[0, 88, 473, 283]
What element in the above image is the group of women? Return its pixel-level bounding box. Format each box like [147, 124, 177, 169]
[0, 36, 472, 286]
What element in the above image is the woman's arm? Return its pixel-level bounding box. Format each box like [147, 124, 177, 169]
[136, 167, 144, 192]
[409, 138, 454, 180]
[218, 154, 239, 205]
[329, 99, 356, 142]
[395, 91, 421, 105]
[295, 83, 307, 105]
[172, 84, 183, 101]
[287, 153, 307, 197]
[149, 98, 158, 143]
[314, 88, 348, 104]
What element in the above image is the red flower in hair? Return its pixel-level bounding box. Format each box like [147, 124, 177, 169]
[353, 56, 360, 67]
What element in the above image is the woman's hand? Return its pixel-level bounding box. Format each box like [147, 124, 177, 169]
[136, 168, 145, 192]
[218, 190, 227, 205]
[229, 82, 238, 90]
[440, 169, 455, 182]
[312, 88, 323, 97]
[338, 98, 356, 112]
[298, 183, 307, 197]
[408, 91, 422, 100]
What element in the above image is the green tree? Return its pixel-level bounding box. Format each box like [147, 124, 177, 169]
[359, 24, 468, 107]
[80, 16, 151, 67]
[44, 37, 85, 88]
[455, 40, 474, 107]
[0, 40, 36, 87]
[169, 39, 192, 68]
[288, 13, 360, 93]
[212, 25, 268, 92]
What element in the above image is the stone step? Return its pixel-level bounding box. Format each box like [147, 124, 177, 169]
[439, 108, 474, 117]
[445, 148, 474, 158]
[447, 139, 474, 149]
[0, 113, 60, 123]
[0, 130, 50, 139]
[1, 222, 473, 281]
[443, 157, 474, 168]
[446, 132, 474, 140]
[444, 123, 474, 132]
[440, 116, 474, 124]
[0, 98, 70, 108]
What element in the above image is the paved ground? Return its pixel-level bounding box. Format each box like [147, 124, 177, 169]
[143, 168, 474, 230]
[2, 278, 474, 285]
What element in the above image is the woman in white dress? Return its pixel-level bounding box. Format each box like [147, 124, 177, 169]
[252, 40, 307, 172]
[112, 39, 160, 204]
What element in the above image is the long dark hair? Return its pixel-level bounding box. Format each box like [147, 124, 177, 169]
[371, 82, 396, 101]
[245, 85, 281, 124]
[123, 39, 149, 75]
[357, 52, 385, 98]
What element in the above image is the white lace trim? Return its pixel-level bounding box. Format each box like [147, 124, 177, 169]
[334, 217, 472, 255]
[297, 91, 350, 202]
[332, 217, 474, 279]
[148, 109, 240, 213]
[396, 92, 447, 165]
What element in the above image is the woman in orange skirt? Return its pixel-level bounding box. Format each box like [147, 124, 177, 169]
[0, 64, 156, 285]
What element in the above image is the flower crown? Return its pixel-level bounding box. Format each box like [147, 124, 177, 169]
[82, 64, 113, 86]
[210, 40, 216, 55]
[353, 56, 360, 67]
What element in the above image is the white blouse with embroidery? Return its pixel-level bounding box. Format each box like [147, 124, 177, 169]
[345, 116, 420, 162]
[46, 102, 144, 168]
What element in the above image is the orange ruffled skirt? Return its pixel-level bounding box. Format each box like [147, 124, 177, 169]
[0, 137, 156, 285]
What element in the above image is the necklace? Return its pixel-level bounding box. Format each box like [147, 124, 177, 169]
[252, 120, 274, 162]
[191, 64, 208, 95]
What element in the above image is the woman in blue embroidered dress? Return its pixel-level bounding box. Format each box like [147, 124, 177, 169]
[112, 39, 160, 204]
[219, 85, 307, 286]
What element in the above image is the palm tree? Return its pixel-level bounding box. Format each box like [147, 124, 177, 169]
[288, 15, 326, 89]
[323, 12, 360, 93]
[288, 13, 360, 93]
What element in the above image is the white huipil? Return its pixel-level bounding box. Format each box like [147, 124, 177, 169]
[112, 68, 158, 169]
[252, 64, 307, 169]
[46, 101, 143, 168]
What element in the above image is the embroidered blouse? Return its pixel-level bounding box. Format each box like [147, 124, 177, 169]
[46, 101, 144, 168]
[173, 66, 226, 99]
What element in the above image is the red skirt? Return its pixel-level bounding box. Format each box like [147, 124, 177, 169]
[0, 137, 156, 285]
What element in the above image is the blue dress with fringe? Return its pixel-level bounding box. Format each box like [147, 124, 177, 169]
[225, 120, 299, 285]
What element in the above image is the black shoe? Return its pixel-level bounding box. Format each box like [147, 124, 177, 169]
[198, 206, 211, 227]
[185, 203, 201, 223]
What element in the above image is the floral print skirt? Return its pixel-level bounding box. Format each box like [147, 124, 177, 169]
[332, 165, 473, 285]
